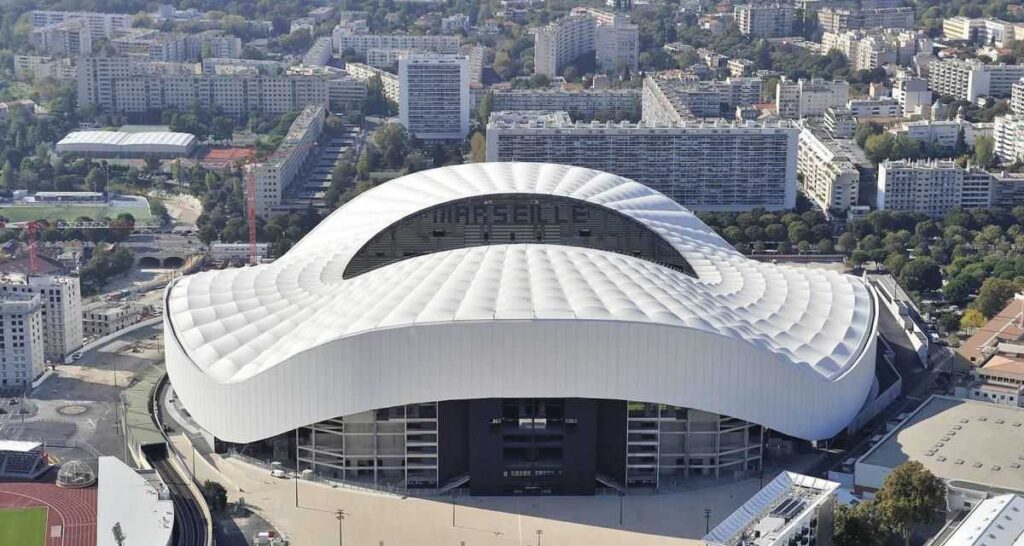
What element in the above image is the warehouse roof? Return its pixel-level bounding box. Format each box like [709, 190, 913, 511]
[56, 131, 196, 154]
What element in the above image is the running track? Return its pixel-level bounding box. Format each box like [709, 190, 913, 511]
[0, 482, 97, 546]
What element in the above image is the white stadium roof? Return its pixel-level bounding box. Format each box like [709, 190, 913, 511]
[165, 163, 878, 443]
[56, 131, 196, 155]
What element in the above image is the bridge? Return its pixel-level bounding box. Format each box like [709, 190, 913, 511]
[123, 234, 203, 268]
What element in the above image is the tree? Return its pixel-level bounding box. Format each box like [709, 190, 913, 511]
[973, 278, 1021, 318]
[111, 522, 126, 546]
[0, 160, 14, 191]
[873, 461, 945, 546]
[960, 308, 987, 330]
[200, 480, 228, 512]
[899, 257, 942, 292]
[834, 503, 885, 546]
[86, 167, 108, 194]
[469, 132, 486, 163]
[974, 135, 995, 168]
[372, 123, 410, 169]
[864, 133, 895, 163]
[837, 232, 857, 254]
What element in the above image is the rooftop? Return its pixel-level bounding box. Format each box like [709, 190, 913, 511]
[959, 296, 1024, 365]
[935, 494, 1024, 546]
[983, 354, 1024, 378]
[858, 396, 1024, 492]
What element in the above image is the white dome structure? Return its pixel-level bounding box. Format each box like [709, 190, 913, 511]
[164, 163, 877, 492]
[56, 459, 96, 488]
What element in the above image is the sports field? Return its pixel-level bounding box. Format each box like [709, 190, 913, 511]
[0, 506, 48, 546]
[0, 203, 153, 223]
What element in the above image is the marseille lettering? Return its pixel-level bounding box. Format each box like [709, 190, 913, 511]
[430, 201, 590, 226]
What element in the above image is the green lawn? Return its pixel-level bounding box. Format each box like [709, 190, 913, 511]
[0, 507, 48, 546]
[0, 204, 153, 223]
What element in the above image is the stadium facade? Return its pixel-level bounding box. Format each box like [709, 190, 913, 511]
[164, 163, 878, 495]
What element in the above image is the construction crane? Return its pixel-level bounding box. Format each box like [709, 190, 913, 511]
[0, 219, 162, 275]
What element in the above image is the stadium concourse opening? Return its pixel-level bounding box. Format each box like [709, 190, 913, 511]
[214, 398, 764, 496]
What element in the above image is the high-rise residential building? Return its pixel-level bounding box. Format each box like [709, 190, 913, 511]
[77, 56, 330, 114]
[821, 29, 924, 71]
[775, 78, 850, 119]
[877, 159, 996, 216]
[1012, 78, 1024, 115]
[0, 275, 83, 364]
[252, 104, 326, 217]
[643, 74, 763, 121]
[29, 10, 133, 39]
[817, 7, 915, 34]
[332, 21, 460, 55]
[28, 19, 93, 56]
[797, 125, 860, 214]
[491, 88, 639, 120]
[995, 114, 1024, 165]
[942, 16, 1024, 48]
[734, 4, 795, 38]
[928, 59, 1024, 101]
[398, 53, 470, 140]
[533, 8, 638, 77]
[13, 55, 77, 82]
[486, 111, 799, 211]
[0, 293, 44, 389]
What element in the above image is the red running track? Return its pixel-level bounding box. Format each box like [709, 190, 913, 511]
[0, 482, 97, 546]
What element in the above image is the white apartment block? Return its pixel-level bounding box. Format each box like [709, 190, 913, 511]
[821, 29, 923, 71]
[775, 78, 850, 119]
[441, 14, 470, 35]
[366, 48, 411, 68]
[892, 72, 932, 117]
[797, 126, 860, 214]
[929, 59, 1024, 101]
[486, 111, 799, 211]
[734, 4, 795, 38]
[823, 107, 857, 138]
[303, 37, 334, 67]
[643, 75, 764, 121]
[28, 20, 93, 56]
[817, 7, 915, 33]
[328, 74, 368, 110]
[77, 56, 329, 114]
[462, 45, 486, 86]
[877, 159, 996, 216]
[253, 104, 326, 216]
[995, 114, 1024, 165]
[1012, 79, 1024, 115]
[890, 119, 985, 148]
[491, 88, 639, 120]
[0, 293, 44, 389]
[399, 54, 470, 140]
[0, 275, 83, 364]
[846, 97, 901, 118]
[533, 8, 638, 77]
[188, 31, 243, 59]
[333, 22, 459, 55]
[29, 10, 133, 39]
[111, 30, 190, 62]
[201, 57, 282, 74]
[13, 55, 77, 82]
[943, 16, 1024, 48]
[704, 472, 839, 546]
[345, 62, 399, 102]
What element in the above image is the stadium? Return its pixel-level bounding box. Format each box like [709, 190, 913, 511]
[164, 162, 879, 495]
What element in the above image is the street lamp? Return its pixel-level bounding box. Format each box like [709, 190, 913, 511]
[336, 509, 347, 546]
[536, 529, 543, 546]
[619, 492, 624, 526]
[704, 508, 712, 534]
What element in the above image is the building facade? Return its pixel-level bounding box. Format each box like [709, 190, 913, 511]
[398, 54, 470, 140]
[928, 59, 1024, 101]
[776, 78, 850, 119]
[797, 126, 860, 214]
[82, 301, 146, 338]
[533, 8, 638, 77]
[28, 19, 93, 56]
[491, 89, 639, 120]
[817, 7, 915, 33]
[13, 55, 77, 82]
[253, 104, 326, 216]
[995, 114, 1024, 165]
[643, 75, 764, 121]
[734, 4, 795, 38]
[0, 294, 44, 389]
[29, 10, 133, 39]
[486, 112, 799, 211]
[877, 159, 996, 216]
[942, 16, 1024, 48]
[345, 62, 400, 103]
[0, 275, 82, 363]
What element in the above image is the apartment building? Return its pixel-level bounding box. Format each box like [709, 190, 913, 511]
[0, 275, 81, 364]
[486, 111, 799, 211]
[491, 88, 639, 120]
[995, 114, 1024, 165]
[943, 16, 1024, 48]
[817, 7, 915, 33]
[303, 37, 334, 67]
[253, 104, 326, 216]
[365, 48, 411, 68]
[821, 29, 923, 71]
[441, 14, 470, 34]
[877, 159, 996, 216]
[188, 30, 242, 59]
[111, 30, 190, 62]
[201, 57, 282, 74]
[29, 10, 133, 39]
[82, 301, 146, 337]
[846, 97, 901, 118]
[890, 118, 985, 148]
[928, 59, 1024, 101]
[332, 21, 460, 55]
[734, 4, 795, 38]
[345, 62, 400, 102]
[328, 73, 368, 110]
[643, 74, 763, 122]
[533, 8, 638, 77]
[77, 56, 330, 114]
[13, 55, 77, 81]
[797, 125, 860, 214]
[398, 53, 470, 140]
[1012, 79, 1024, 115]
[892, 72, 932, 117]
[823, 107, 857, 138]
[775, 78, 850, 119]
[28, 20, 93, 56]
[0, 293, 44, 389]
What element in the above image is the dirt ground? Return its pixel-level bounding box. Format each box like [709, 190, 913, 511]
[153, 192, 202, 226]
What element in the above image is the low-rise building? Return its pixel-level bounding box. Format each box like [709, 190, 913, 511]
[56, 130, 197, 159]
[928, 494, 1024, 546]
[958, 345, 1024, 407]
[0, 293, 44, 389]
[703, 472, 839, 546]
[82, 300, 147, 338]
